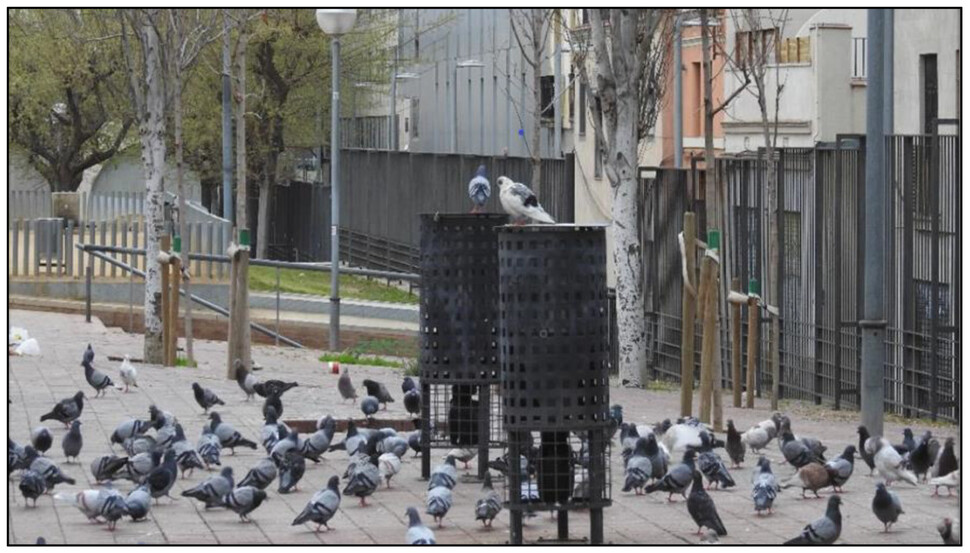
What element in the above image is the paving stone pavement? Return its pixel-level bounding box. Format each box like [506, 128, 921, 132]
[7, 309, 961, 545]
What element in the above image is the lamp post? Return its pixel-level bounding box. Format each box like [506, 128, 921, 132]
[317, 8, 357, 352]
[452, 59, 484, 153]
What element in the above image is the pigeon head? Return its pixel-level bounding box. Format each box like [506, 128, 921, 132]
[633, 437, 650, 457]
[23, 445, 38, 461]
[826, 494, 842, 514]
[660, 419, 672, 434]
[857, 425, 870, 438]
[192, 382, 202, 392]
[123, 354, 130, 362]
[944, 437, 954, 448]
[875, 482, 888, 494]
[406, 506, 423, 527]
[444, 455, 456, 467]
[174, 423, 186, 441]
[727, 419, 736, 431]
[475, 165, 487, 178]
[221, 467, 233, 479]
[756, 455, 771, 472]
[770, 412, 784, 429]
[70, 420, 82, 431]
[327, 475, 341, 493]
[644, 433, 659, 455]
[208, 411, 222, 423]
[73, 391, 85, 403]
[903, 428, 914, 440]
[841, 445, 857, 460]
[781, 431, 795, 444]
[346, 420, 357, 436]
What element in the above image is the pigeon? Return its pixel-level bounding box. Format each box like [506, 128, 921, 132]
[362, 379, 394, 409]
[785, 495, 842, 544]
[938, 518, 960, 545]
[909, 432, 935, 482]
[447, 447, 476, 471]
[448, 385, 480, 447]
[660, 420, 705, 453]
[858, 425, 877, 475]
[262, 390, 284, 420]
[778, 417, 826, 461]
[270, 426, 301, 466]
[54, 489, 108, 522]
[83, 343, 95, 364]
[9, 438, 27, 473]
[123, 451, 159, 483]
[379, 436, 409, 460]
[110, 418, 154, 445]
[123, 434, 157, 456]
[497, 176, 555, 224]
[741, 424, 772, 453]
[253, 379, 298, 399]
[696, 433, 735, 490]
[725, 420, 745, 468]
[83, 349, 118, 397]
[292, 475, 342, 532]
[119, 355, 138, 392]
[781, 431, 819, 468]
[278, 450, 307, 494]
[343, 456, 380, 506]
[474, 472, 502, 528]
[404, 389, 421, 417]
[782, 462, 831, 499]
[361, 395, 380, 419]
[930, 469, 960, 496]
[869, 436, 918, 486]
[23, 445, 75, 489]
[640, 432, 669, 480]
[645, 450, 696, 502]
[234, 359, 257, 400]
[222, 486, 268, 522]
[872, 482, 904, 532]
[405, 506, 436, 544]
[301, 423, 335, 463]
[192, 382, 225, 413]
[378, 452, 402, 488]
[239, 457, 278, 490]
[145, 449, 178, 503]
[182, 467, 234, 508]
[91, 454, 128, 483]
[751, 456, 779, 515]
[171, 423, 206, 478]
[468, 164, 491, 213]
[824, 445, 856, 493]
[125, 484, 152, 521]
[408, 431, 424, 458]
[19, 469, 47, 507]
[933, 437, 958, 479]
[338, 367, 357, 404]
[261, 406, 285, 453]
[687, 470, 727, 536]
[426, 484, 453, 528]
[61, 420, 83, 463]
[622, 437, 653, 495]
[207, 412, 258, 454]
[402, 376, 416, 394]
[197, 427, 222, 468]
[428, 455, 458, 490]
[900, 428, 917, 454]
[30, 426, 52, 454]
[40, 391, 84, 427]
[331, 420, 366, 458]
[99, 489, 129, 531]
[148, 404, 177, 429]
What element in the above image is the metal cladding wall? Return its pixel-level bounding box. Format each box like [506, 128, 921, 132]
[498, 225, 611, 428]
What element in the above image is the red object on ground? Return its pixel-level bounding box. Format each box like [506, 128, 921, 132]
[330, 361, 340, 374]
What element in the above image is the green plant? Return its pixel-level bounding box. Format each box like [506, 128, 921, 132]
[318, 352, 404, 369]
[174, 357, 197, 368]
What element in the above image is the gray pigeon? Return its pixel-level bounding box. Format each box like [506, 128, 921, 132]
[361, 396, 380, 419]
[474, 472, 502, 528]
[261, 406, 284, 453]
[9, 438, 27, 473]
[91, 454, 128, 483]
[872, 482, 903, 532]
[622, 437, 653, 495]
[61, 420, 83, 463]
[234, 359, 258, 400]
[23, 445, 75, 489]
[408, 431, 424, 458]
[40, 391, 84, 427]
[785, 495, 842, 544]
[239, 457, 277, 490]
[687, 470, 727, 536]
[343, 457, 380, 506]
[781, 431, 818, 468]
[278, 450, 307, 494]
[110, 418, 154, 445]
[145, 449, 178, 503]
[751, 456, 779, 515]
[301, 423, 334, 463]
[338, 367, 357, 404]
[207, 412, 257, 454]
[379, 436, 409, 460]
[292, 475, 342, 532]
[123, 434, 157, 456]
[428, 455, 458, 490]
[182, 467, 234, 508]
[643, 433, 669, 479]
[30, 426, 52, 454]
[171, 423, 206, 478]
[362, 379, 394, 409]
[468, 164, 490, 212]
[83, 354, 118, 397]
[426, 485, 453, 528]
[644, 450, 695, 502]
[192, 382, 225, 414]
[222, 486, 268, 522]
[404, 389, 421, 417]
[19, 469, 47, 507]
[125, 484, 152, 521]
[824, 445, 856, 493]
[197, 427, 222, 468]
[725, 420, 745, 468]
[405, 506, 436, 544]
[698, 449, 735, 490]
[402, 376, 416, 394]
[100, 489, 129, 531]
[154, 422, 177, 451]
[270, 425, 300, 464]
[123, 451, 159, 483]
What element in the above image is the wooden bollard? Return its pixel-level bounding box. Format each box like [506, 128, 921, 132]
[731, 278, 742, 408]
[680, 213, 698, 417]
[697, 232, 719, 425]
[226, 228, 252, 380]
[746, 280, 760, 408]
[168, 236, 182, 366]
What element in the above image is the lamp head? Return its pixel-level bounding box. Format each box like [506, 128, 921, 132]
[316, 9, 357, 36]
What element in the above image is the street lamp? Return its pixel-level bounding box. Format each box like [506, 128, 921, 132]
[390, 72, 418, 151]
[317, 8, 357, 352]
[452, 59, 484, 153]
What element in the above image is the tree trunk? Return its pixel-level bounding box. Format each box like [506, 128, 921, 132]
[235, 28, 248, 231]
[173, 28, 194, 364]
[139, 21, 166, 365]
[530, 21, 542, 190]
[256, 156, 274, 259]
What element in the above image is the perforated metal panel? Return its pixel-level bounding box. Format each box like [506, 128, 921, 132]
[498, 225, 611, 429]
[419, 213, 508, 382]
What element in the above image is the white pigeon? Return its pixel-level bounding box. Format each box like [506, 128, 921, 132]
[870, 437, 918, 486]
[742, 425, 771, 452]
[54, 489, 111, 522]
[378, 452, 402, 488]
[119, 355, 138, 393]
[497, 176, 555, 224]
[662, 423, 703, 453]
[930, 469, 960, 496]
[446, 447, 476, 471]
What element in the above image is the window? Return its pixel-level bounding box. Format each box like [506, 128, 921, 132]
[540, 75, 555, 120]
[568, 73, 575, 125]
[579, 83, 587, 136]
[410, 98, 420, 138]
[922, 54, 938, 134]
[735, 28, 780, 67]
[594, 97, 603, 178]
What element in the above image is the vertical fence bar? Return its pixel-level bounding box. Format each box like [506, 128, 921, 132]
[275, 266, 281, 346]
[110, 220, 118, 277]
[207, 222, 215, 280]
[85, 264, 92, 323]
[32, 220, 41, 277]
[12, 219, 20, 277]
[132, 220, 140, 273]
[121, 220, 129, 276]
[929, 132, 940, 421]
[194, 222, 202, 278]
[43, 219, 53, 277]
[813, 148, 824, 405]
[66, 220, 75, 277]
[88, 221, 96, 277]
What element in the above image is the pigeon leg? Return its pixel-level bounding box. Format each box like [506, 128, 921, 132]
[666, 492, 676, 503]
[813, 490, 821, 499]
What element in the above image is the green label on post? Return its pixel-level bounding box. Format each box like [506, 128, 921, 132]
[707, 229, 720, 251]
[239, 228, 250, 246]
[172, 236, 181, 253]
[748, 279, 760, 295]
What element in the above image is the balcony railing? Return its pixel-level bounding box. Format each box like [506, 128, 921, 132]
[852, 37, 867, 78]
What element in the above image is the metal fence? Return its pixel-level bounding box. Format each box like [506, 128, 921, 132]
[640, 132, 960, 422]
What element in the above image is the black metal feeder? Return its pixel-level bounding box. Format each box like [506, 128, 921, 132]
[418, 213, 508, 481]
[498, 224, 612, 545]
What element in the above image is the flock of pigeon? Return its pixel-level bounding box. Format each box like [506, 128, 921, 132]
[8, 345, 506, 544]
[615, 411, 960, 544]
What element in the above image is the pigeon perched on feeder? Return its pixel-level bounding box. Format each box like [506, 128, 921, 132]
[497, 176, 555, 224]
[468, 165, 490, 213]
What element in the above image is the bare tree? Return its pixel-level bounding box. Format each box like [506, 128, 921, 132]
[509, 8, 554, 188]
[571, 9, 673, 387]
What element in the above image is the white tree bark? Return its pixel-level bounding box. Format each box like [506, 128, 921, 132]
[235, 26, 248, 231]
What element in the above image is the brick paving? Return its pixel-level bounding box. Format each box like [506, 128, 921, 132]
[7, 309, 960, 544]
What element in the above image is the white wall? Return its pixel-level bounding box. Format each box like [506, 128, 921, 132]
[92, 149, 202, 202]
[892, 9, 961, 134]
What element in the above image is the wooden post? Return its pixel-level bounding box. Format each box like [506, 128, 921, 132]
[746, 280, 760, 409]
[709, 230, 723, 431]
[697, 244, 718, 425]
[168, 236, 182, 366]
[227, 229, 252, 379]
[160, 234, 172, 366]
[680, 212, 698, 417]
[731, 278, 743, 408]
